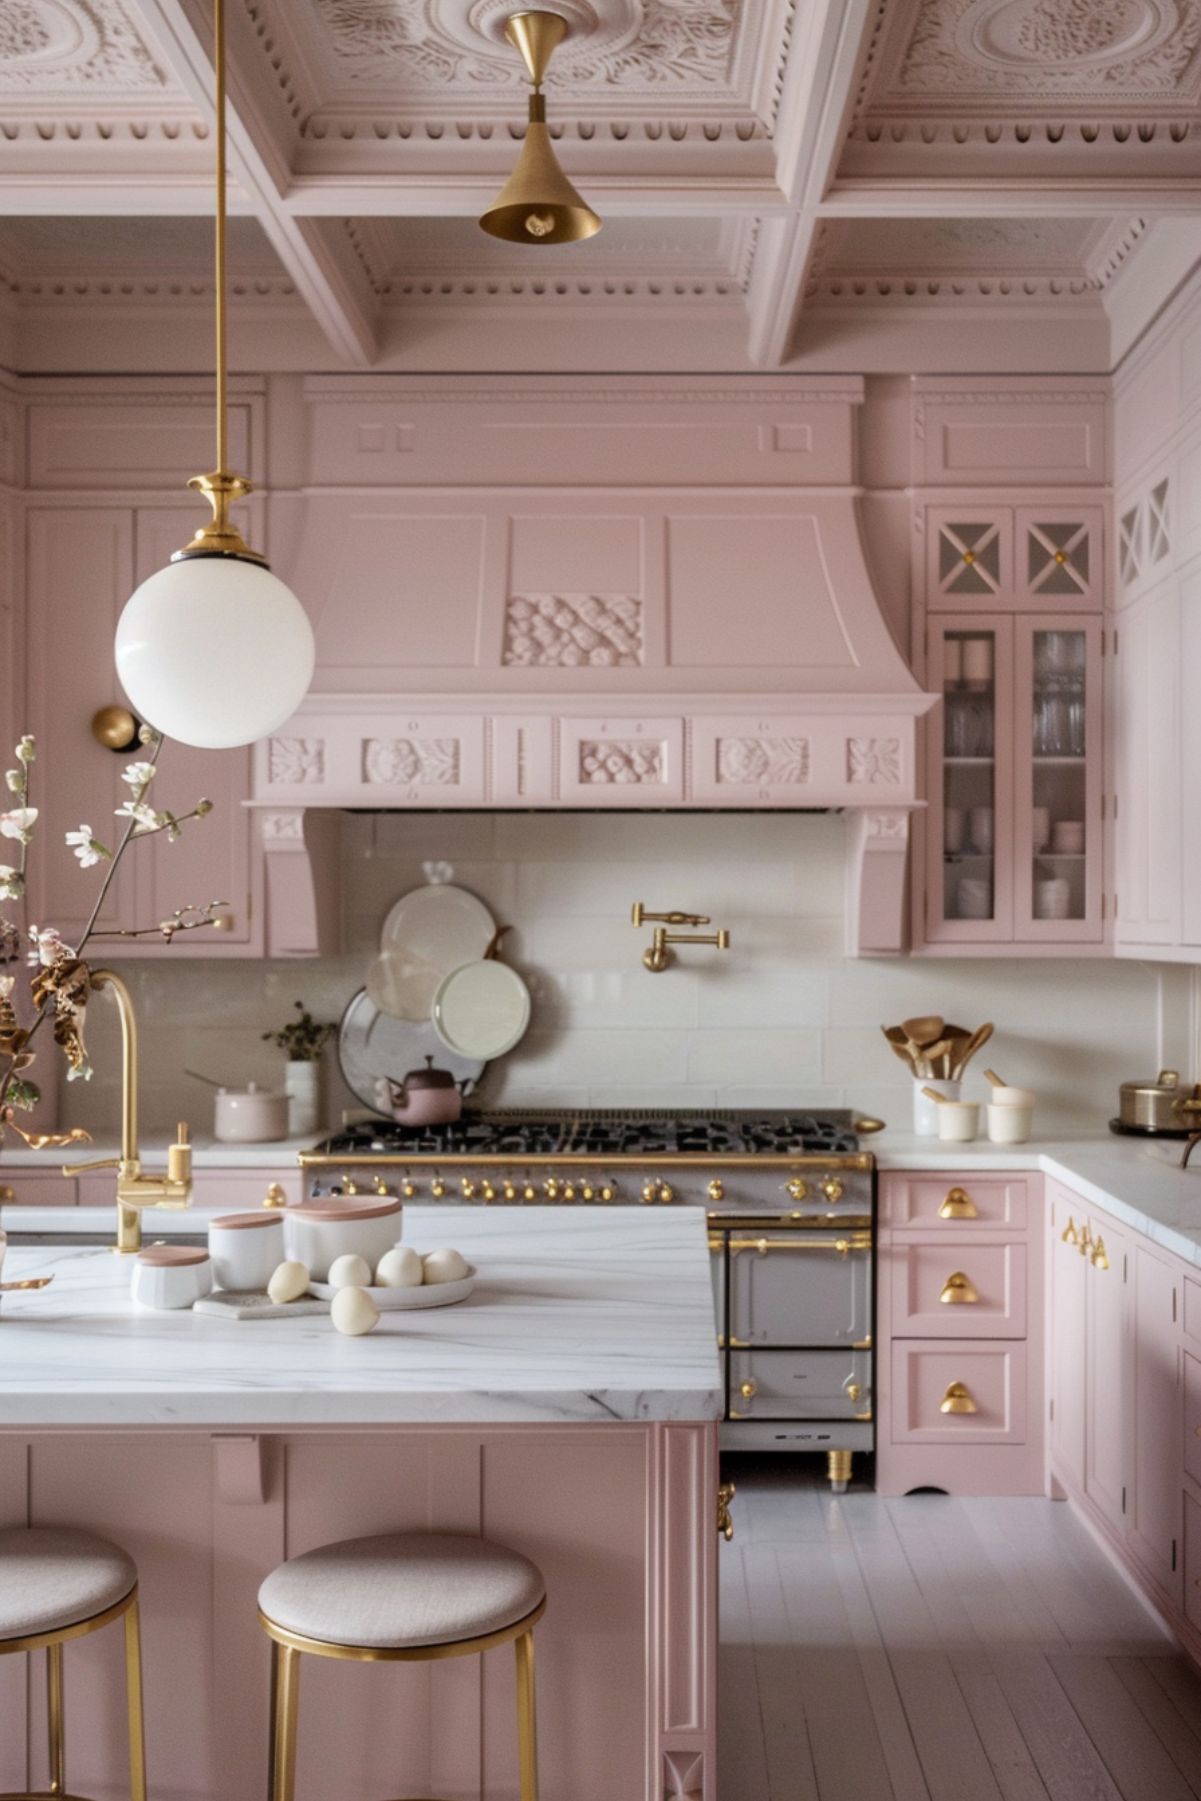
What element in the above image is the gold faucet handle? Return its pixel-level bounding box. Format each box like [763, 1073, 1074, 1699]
[62, 1154, 120, 1177]
[167, 1122, 192, 1187]
[632, 903, 710, 928]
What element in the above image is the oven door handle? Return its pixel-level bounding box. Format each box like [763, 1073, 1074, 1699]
[728, 1234, 872, 1255]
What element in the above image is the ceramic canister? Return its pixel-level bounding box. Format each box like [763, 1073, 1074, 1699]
[282, 1196, 404, 1282]
[131, 1245, 213, 1311]
[208, 1212, 285, 1292]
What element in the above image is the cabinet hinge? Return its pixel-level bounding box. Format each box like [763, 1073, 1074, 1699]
[1124, 1253, 1129, 1282]
[1114, 628, 1119, 654]
[1122, 1485, 1127, 1514]
[1172, 1538, 1178, 1573]
[1173, 1288, 1178, 1324]
[247, 891, 253, 927]
[1049, 1397, 1055, 1421]
[1101, 893, 1106, 921]
[1113, 793, 1118, 821]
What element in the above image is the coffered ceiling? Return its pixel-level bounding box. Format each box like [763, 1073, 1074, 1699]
[0, 0, 1198, 373]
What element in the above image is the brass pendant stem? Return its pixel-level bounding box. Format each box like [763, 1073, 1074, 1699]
[214, 0, 228, 478]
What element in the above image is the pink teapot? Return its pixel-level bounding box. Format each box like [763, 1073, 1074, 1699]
[389, 1057, 463, 1127]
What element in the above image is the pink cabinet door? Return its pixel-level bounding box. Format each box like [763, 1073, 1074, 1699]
[1013, 616, 1104, 944]
[1186, 1489, 1201, 1637]
[1129, 1245, 1182, 1604]
[1083, 1214, 1130, 1534]
[1114, 579, 1181, 950]
[923, 615, 1015, 945]
[1049, 1198, 1088, 1493]
[890, 1340, 1027, 1445]
[1185, 1351, 1201, 1491]
[882, 1173, 1029, 1231]
[889, 1237, 1026, 1339]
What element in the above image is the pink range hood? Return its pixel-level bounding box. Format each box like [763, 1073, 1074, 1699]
[249, 376, 938, 954]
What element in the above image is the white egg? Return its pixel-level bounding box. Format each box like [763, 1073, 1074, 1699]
[422, 1247, 470, 1286]
[375, 1246, 423, 1289]
[328, 1253, 373, 1290]
[331, 1286, 380, 1337]
[267, 1260, 310, 1305]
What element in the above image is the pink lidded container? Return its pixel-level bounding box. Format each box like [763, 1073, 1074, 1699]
[282, 1196, 404, 1282]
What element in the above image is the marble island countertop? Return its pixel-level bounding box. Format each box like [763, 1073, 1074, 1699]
[0, 1206, 722, 1429]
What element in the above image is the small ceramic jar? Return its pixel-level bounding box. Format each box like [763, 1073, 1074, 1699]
[936, 1100, 980, 1145]
[131, 1245, 213, 1311]
[283, 1196, 404, 1282]
[208, 1212, 285, 1291]
[213, 1084, 289, 1144]
[987, 1103, 1032, 1146]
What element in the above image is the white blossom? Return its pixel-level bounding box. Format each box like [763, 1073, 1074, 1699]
[121, 762, 157, 790]
[115, 800, 163, 834]
[4, 770, 22, 794]
[0, 807, 37, 843]
[65, 825, 106, 869]
[15, 737, 34, 765]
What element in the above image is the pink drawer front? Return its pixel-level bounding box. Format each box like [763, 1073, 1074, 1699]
[889, 1238, 1027, 1339]
[0, 1172, 77, 1207]
[78, 1169, 302, 1210]
[1186, 1352, 1201, 1490]
[882, 1174, 1030, 1231]
[891, 1340, 1027, 1445]
[1186, 1277, 1201, 1353]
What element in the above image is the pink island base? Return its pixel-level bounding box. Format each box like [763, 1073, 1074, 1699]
[0, 1421, 717, 1801]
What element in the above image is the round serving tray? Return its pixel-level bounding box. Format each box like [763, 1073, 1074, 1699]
[307, 1266, 477, 1311]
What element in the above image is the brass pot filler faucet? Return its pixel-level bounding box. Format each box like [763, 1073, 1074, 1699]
[62, 969, 193, 1254]
[632, 903, 731, 973]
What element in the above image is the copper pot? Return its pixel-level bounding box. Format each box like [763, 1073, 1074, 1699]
[1117, 1070, 1201, 1134]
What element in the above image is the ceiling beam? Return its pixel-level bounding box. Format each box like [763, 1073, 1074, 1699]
[745, 0, 877, 368]
[130, 0, 378, 367]
[822, 183, 1201, 216]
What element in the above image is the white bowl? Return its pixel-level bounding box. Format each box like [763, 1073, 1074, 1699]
[987, 1103, 1032, 1146]
[989, 1085, 1036, 1108]
[936, 1100, 980, 1144]
[283, 1197, 405, 1282]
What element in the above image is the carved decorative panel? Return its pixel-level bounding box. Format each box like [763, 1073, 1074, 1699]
[848, 738, 902, 785]
[1025, 520, 1091, 596]
[716, 736, 809, 785]
[0, 0, 172, 91]
[937, 519, 1004, 597]
[362, 737, 460, 786]
[268, 737, 325, 786]
[504, 594, 643, 669]
[261, 812, 305, 842]
[579, 740, 664, 785]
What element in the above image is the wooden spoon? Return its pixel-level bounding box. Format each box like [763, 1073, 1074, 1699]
[984, 1068, 1007, 1088]
[921, 1086, 954, 1105]
[902, 1015, 945, 1047]
[953, 1022, 994, 1080]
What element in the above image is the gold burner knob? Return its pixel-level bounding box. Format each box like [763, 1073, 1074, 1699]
[600, 1183, 616, 1203]
[545, 1179, 561, 1201]
[502, 1181, 517, 1201]
[581, 1184, 595, 1201]
[658, 1182, 675, 1204]
[642, 1181, 658, 1205]
[707, 1179, 725, 1203]
[460, 1179, 477, 1199]
[820, 1177, 845, 1203]
[787, 1177, 807, 1201]
[523, 1184, 537, 1202]
[481, 1181, 496, 1202]
[739, 1379, 758, 1400]
[430, 1178, 446, 1199]
[401, 1179, 417, 1199]
[562, 1183, 576, 1201]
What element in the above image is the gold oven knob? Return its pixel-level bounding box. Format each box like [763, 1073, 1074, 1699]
[600, 1183, 616, 1203]
[787, 1177, 807, 1201]
[562, 1183, 576, 1201]
[430, 1177, 446, 1199]
[707, 1179, 725, 1203]
[523, 1184, 537, 1202]
[820, 1177, 845, 1203]
[502, 1181, 517, 1201]
[460, 1179, 477, 1199]
[642, 1181, 658, 1204]
[581, 1184, 595, 1201]
[739, 1380, 758, 1400]
[544, 1178, 561, 1201]
[481, 1181, 496, 1202]
[658, 1183, 675, 1204]
[402, 1178, 417, 1199]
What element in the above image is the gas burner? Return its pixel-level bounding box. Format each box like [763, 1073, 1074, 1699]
[315, 1109, 861, 1160]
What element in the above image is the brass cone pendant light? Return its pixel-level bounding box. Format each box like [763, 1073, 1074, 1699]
[480, 10, 602, 245]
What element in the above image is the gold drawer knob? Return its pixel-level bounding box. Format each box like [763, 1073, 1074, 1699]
[1061, 1215, 1079, 1246]
[939, 1186, 978, 1219]
[739, 1379, 758, 1400]
[940, 1381, 978, 1416]
[262, 1183, 287, 1209]
[1090, 1235, 1109, 1271]
[940, 1271, 979, 1305]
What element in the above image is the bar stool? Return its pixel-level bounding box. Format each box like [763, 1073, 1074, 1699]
[0, 1526, 146, 1801]
[258, 1530, 545, 1801]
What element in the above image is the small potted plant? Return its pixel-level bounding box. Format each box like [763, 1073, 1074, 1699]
[262, 1002, 335, 1137]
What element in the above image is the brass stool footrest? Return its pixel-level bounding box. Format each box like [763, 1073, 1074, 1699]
[0, 1791, 103, 1800]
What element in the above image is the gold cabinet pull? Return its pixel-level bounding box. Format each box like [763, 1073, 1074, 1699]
[1077, 1224, 1093, 1259]
[0, 1184, 14, 1204]
[845, 1382, 863, 1402]
[739, 1379, 758, 1400]
[728, 1234, 870, 1255]
[717, 1481, 736, 1542]
[1090, 1235, 1110, 1271]
[1060, 1216, 1079, 1246]
[940, 1271, 979, 1305]
[939, 1186, 978, 1219]
[940, 1381, 978, 1415]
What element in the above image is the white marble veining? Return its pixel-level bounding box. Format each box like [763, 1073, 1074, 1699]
[876, 1133, 1201, 1268]
[0, 1207, 722, 1428]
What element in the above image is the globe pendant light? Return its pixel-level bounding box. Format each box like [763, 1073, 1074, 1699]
[480, 11, 602, 246]
[114, 0, 314, 751]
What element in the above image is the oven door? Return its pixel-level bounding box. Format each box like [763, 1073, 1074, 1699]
[729, 1348, 872, 1421]
[728, 1230, 872, 1348]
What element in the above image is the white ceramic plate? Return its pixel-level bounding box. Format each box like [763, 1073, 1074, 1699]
[432, 960, 532, 1060]
[381, 884, 494, 977]
[308, 1266, 477, 1310]
[365, 947, 442, 1022]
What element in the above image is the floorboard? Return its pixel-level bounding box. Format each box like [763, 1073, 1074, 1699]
[718, 1459, 1201, 1801]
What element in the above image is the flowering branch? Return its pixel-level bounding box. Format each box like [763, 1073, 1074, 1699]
[0, 729, 222, 1140]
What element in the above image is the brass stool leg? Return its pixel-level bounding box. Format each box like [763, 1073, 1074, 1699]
[271, 1644, 301, 1801]
[123, 1593, 147, 1801]
[514, 1629, 538, 1801]
[46, 1642, 64, 1798]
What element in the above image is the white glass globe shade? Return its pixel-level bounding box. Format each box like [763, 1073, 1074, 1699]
[115, 556, 315, 751]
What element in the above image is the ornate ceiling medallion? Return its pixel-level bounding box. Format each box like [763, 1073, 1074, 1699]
[959, 0, 1179, 71]
[896, 0, 1201, 97]
[0, 0, 166, 90]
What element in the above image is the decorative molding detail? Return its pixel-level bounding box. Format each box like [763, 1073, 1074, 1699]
[383, 273, 744, 304]
[865, 808, 910, 840]
[0, 274, 296, 304]
[362, 737, 460, 785]
[300, 114, 767, 142]
[504, 594, 643, 668]
[579, 739, 664, 784]
[0, 0, 172, 92]
[847, 737, 901, 785]
[302, 380, 864, 407]
[716, 736, 810, 785]
[261, 811, 305, 841]
[268, 737, 326, 785]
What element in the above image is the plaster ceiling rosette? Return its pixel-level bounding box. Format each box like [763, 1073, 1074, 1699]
[0, 0, 179, 94]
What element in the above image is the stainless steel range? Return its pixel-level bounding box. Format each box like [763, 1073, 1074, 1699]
[301, 1109, 879, 1492]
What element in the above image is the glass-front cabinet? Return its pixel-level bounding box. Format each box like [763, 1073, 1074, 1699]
[923, 614, 1103, 948]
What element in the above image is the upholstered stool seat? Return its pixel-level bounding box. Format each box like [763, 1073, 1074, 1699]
[258, 1530, 546, 1801]
[0, 1527, 146, 1801]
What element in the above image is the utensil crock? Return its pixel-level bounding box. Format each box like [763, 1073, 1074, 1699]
[914, 1079, 961, 1136]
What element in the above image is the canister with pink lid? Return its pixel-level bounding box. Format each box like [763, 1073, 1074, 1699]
[208, 1212, 285, 1291]
[283, 1195, 404, 1281]
[131, 1245, 213, 1311]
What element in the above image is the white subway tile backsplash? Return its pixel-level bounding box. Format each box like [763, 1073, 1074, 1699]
[57, 811, 1189, 1137]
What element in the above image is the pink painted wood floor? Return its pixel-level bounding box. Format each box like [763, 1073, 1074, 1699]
[720, 1457, 1201, 1801]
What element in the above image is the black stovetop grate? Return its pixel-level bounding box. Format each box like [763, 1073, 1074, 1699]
[316, 1109, 860, 1158]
